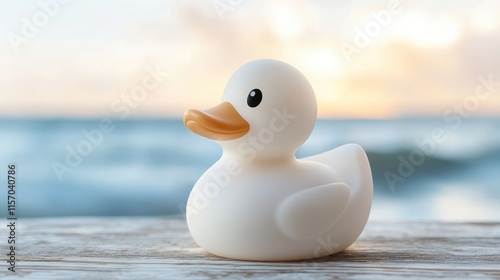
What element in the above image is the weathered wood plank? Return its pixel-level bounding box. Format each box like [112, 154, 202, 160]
[1, 218, 499, 279]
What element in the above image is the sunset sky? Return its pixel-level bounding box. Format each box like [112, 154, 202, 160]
[1, 0, 499, 119]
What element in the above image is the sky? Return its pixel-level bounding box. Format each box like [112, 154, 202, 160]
[0, 0, 499, 119]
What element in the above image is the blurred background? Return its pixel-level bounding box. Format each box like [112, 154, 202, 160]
[0, 0, 498, 220]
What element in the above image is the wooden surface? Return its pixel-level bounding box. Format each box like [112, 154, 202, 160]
[1, 217, 499, 279]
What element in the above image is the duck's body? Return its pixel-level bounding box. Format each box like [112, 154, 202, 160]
[183, 59, 373, 261]
[187, 144, 372, 261]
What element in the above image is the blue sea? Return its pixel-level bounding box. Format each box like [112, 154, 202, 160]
[0, 118, 498, 221]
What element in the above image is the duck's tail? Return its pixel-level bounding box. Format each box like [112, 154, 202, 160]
[302, 144, 373, 250]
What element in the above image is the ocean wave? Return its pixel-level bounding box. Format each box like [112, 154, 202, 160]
[0, 118, 498, 219]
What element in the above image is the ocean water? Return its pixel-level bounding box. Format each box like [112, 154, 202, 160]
[0, 118, 498, 221]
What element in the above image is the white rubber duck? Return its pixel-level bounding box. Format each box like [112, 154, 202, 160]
[183, 59, 373, 261]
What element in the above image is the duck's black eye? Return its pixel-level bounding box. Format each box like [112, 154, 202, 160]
[247, 89, 262, 108]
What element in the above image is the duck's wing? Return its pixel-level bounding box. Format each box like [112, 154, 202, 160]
[301, 144, 373, 246]
[302, 143, 372, 198]
[276, 182, 350, 240]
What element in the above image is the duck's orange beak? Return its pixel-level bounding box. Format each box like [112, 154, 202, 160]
[183, 102, 250, 141]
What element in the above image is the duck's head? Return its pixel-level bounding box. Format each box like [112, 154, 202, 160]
[184, 59, 317, 161]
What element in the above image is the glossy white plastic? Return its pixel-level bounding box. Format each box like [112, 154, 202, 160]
[183, 59, 373, 261]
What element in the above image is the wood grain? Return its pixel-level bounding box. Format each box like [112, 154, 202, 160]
[1, 218, 499, 279]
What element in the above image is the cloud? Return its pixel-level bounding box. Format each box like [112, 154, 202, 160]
[0, 0, 499, 118]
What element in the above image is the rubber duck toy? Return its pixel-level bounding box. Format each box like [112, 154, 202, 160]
[183, 59, 373, 261]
